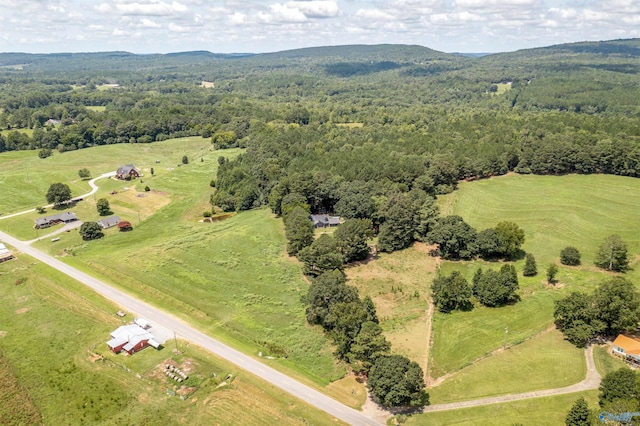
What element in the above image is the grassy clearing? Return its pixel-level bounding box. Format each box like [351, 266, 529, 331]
[347, 243, 437, 372]
[86, 105, 106, 112]
[407, 390, 599, 425]
[430, 174, 640, 377]
[428, 329, 585, 404]
[0, 255, 343, 425]
[0, 128, 34, 137]
[593, 345, 628, 376]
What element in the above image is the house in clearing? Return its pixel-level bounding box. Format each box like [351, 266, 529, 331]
[0, 243, 14, 263]
[106, 324, 160, 355]
[612, 335, 640, 365]
[115, 164, 141, 180]
[34, 212, 78, 229]
[310, 214, 341, 228]
[97, 215, 121, 229]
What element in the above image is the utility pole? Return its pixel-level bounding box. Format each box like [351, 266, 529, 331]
[174, 331, 179, 353]
[503, 326, 509, 350]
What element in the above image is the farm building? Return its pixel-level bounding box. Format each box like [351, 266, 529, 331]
[106, 324, 160, 355]
[612, 335, 640, 365]
[310, 214, 341, 228]
[116, 164, 141, 180]
[0, 243, 14, 263]
[34, 212, 78, 229]
[97, 215, 121, 229]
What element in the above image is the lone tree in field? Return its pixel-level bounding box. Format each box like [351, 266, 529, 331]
[560, 247, 581, 266]
[96, 198, 111, 216]
[45, 183, 72, 205]
[523, 253, 538, 276]
[79, 222, 104, 241]
[367, 355, 428, 408]
[547, 263, 559, 284]
[78, 168, 91, 179]
[565, 397, 590, 426]
[594, 234, 629, 272]
[181, 155, 189, 165]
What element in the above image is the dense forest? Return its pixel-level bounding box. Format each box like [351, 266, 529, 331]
[2, 39, 640, 206]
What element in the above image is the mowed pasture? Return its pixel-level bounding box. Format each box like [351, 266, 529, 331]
[407, 390, 599, 426]
[0, 256, 342, 425]
[430, 173, 640, 378]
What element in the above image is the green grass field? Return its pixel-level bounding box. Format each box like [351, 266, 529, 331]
[430, 173, 640, 377]
[5, 141, 346, 389]
[428, 329, 585, 404]
[0, 136, 213, 214]
[593, 345, 628, 376]
[407, 390, 599, 426]
[0, 256, 340, 425]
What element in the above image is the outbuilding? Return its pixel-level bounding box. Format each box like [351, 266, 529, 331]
[106, 324, 160, 355]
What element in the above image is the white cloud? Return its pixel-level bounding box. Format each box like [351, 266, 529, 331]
[288, 1, 340, 18]
[258, 3, 308, 23]
[139, 18, 161, 28]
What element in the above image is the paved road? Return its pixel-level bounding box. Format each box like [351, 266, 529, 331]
[0, 229, 380, 426]
[423, 345, 601, 413]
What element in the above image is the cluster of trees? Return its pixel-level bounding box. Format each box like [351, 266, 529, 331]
[554, 277, 640, 347]
[303, 270, 427, 407]
[278, 194, 426, 406]
[426, 218, 525, 260]
[432, 265, 519, 313]
[566, 367, 640, 425]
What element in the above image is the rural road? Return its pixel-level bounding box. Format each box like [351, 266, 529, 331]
[423, 345, 601, 413]
[0, 229, 381, 426]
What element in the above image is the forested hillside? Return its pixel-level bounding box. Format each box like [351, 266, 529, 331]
[1, 39, 640, 196]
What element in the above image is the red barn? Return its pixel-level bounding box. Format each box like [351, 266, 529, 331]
[106, 324, 160, 355]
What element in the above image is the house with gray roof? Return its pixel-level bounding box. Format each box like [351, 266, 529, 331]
[116, 164, 140, 180]
[0, 243, 14, 263]
[34, 212, 78, 229]
[97, 215, 121, 229]
[310, 214, 341, 228]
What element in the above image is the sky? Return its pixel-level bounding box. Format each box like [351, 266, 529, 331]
[1, 0, 639, 54]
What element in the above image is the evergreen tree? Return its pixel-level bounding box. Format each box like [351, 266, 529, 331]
[284, 206, 314, 256]
[565, 397, 590, 426]
[523, 253, 538, 276]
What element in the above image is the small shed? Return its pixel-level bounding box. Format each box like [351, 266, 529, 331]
[0, 243, 14, 263]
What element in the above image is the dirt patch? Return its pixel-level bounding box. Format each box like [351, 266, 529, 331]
[16, 296, 28, 303]
[87, 352, 103, 363]
[0, 331, 7, 338]
[15, 307, 29, 314]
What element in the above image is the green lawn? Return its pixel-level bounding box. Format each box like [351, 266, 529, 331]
[406, 390, 599, 426]
[0, 256, 340, 425]
[593, 345, 628, 376]
[428, 329, 585, 404]
[0, 136, 214, 214]
[430, 173, 640, 377]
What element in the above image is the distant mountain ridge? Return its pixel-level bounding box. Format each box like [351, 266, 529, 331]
[1, 38, 639, 73]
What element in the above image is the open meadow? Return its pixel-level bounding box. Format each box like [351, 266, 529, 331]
[0, 255, 341, 425]
[429, 173, 640, 378]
